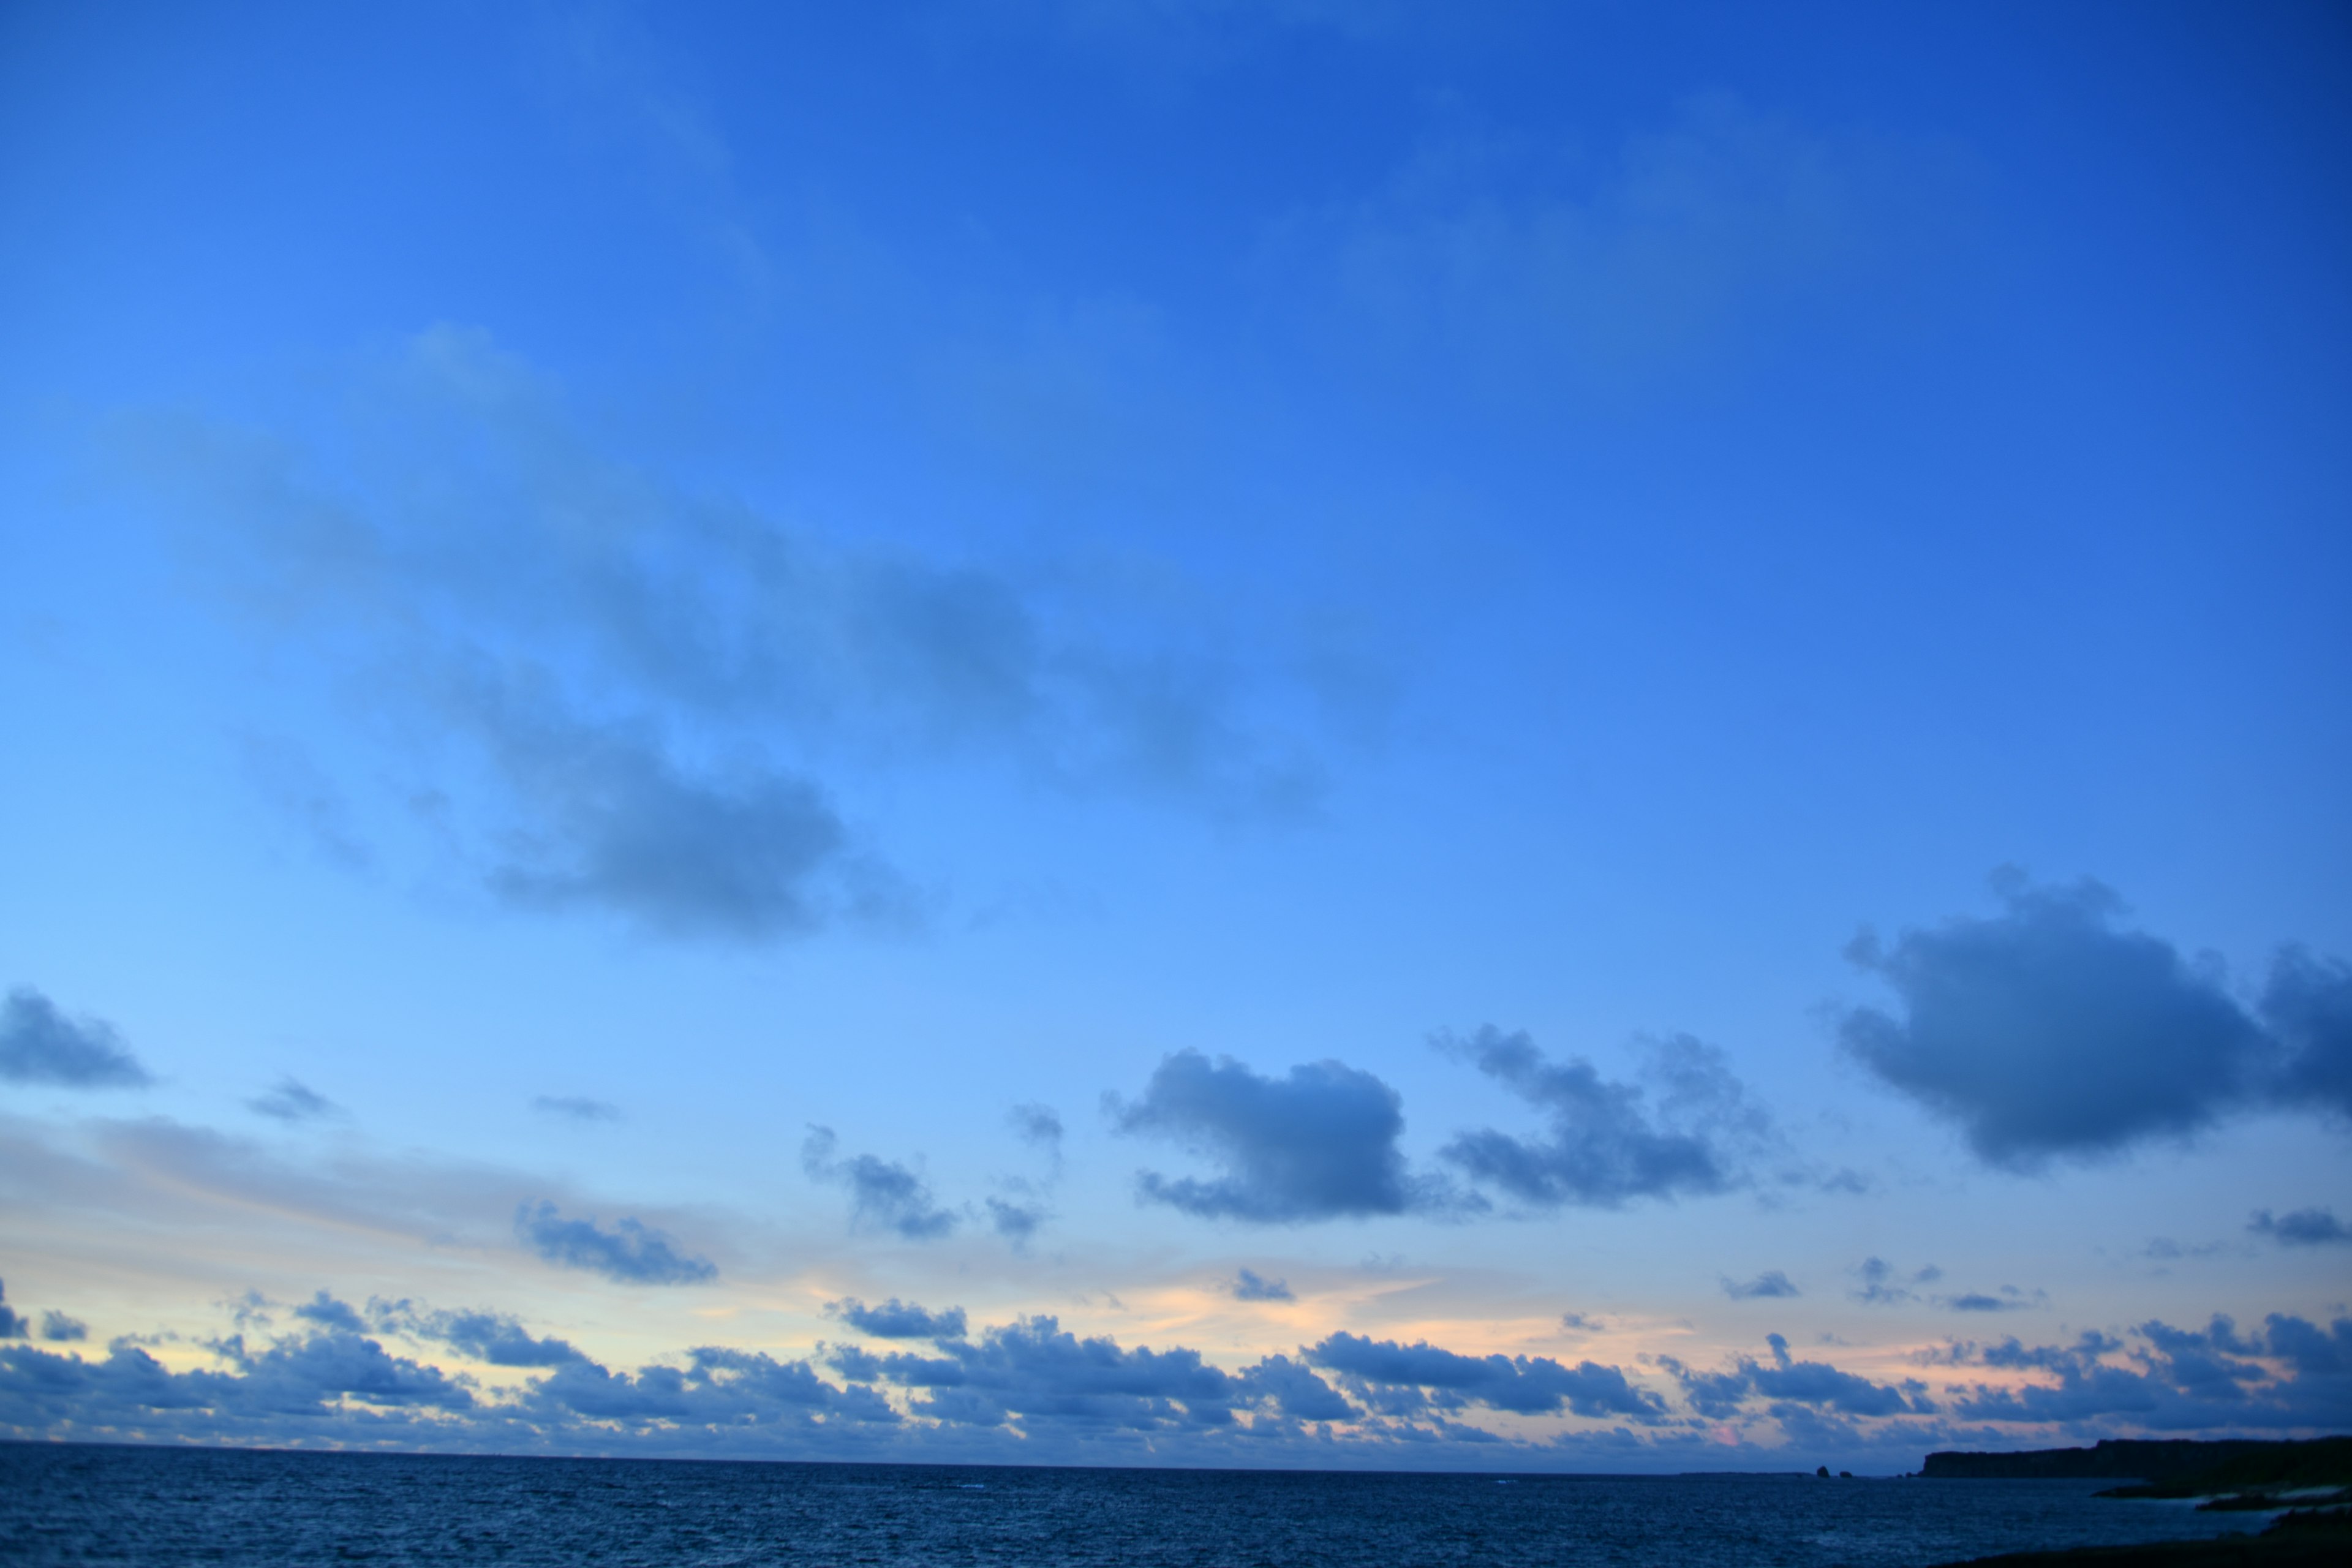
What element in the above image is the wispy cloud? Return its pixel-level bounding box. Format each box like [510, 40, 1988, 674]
[247, 1077, 342, 1123]
[801, 1128, 960, 1241]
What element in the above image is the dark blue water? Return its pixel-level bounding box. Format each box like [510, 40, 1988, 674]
[0, 1443, 2271, 1566]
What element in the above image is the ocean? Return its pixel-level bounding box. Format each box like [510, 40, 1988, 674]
[0, 1443, 2272, 1566]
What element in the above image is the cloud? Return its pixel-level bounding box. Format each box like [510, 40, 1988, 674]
[123, 327, 1342, 940]
[1659, 1334, 1936, 1420]
[1009, 1102, 1064, 1152]
[0, 1281, 23, 1338]
[380, 1303, 588, 1367]
[0, 987, 152, 1089]
[1279, 96, 1970, 396]
[532, 1095, 620, 1122]
[2261, 948, 2352, 1117]
[1721, 1270, 1799, 1300]
[801, 1128, 960, 1240]
[986, 1197, 1047, 1243]
[247, 1077, 342, 1123]
[1945, 1313, 2352, 1430]
[39, 1311, 86, 1344]
[291, 1291, 366, 1332]
[514, 1202, 717, 1285]
[1231, 1268, 1295, 1303]
[1851, 1257, 1941, 1307]
[1306, 1332, 1666, 1421]
[1436, 1029, 1769, 1209]
[829, 1298, 968, 1342]
[1841, 872, 2352, 1166]
[2251, 1208, 2350, 1246]
[1945, 1292, 2034, 1313]
[1109, 1050, 1446, 1223]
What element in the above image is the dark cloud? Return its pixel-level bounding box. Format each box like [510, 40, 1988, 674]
[0, 1281, 23, 1338]
[1945, 1292, 2029, 1313]
[1306, 1332, 1666, 1420]
[2250, 1208, 2350, 1246]
[1841, 873, 2352, 1166]
[1659, 1333, 1936, 1419]
[375, 1302, 587, 1368]
[859, 1314, 1358, 1435]
[1437, 1029, 1769, 1209]
[0, 988, 151, 1089]
[830, 1298, 968, 1342]
[801, 1128, 960, 1240]
[1947, 1313, 2352, 1430]
[514, 1202, 717, 1285]
[1231, 1268, 1295, 1303]
[985, 1197, 1046, 1243]
[39, 1311, 86, 1344]
[2261, 948, 2352, 1116]
[1110, 1050, 1446, 1223]
[248, 1077, 341, 1123]
[292, 1292, 366, 1333]
[532, 1095, 620, 1122]
[1721, 1270, 1798, 1300]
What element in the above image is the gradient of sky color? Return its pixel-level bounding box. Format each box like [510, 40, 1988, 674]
[1, 0, 2348, 1471]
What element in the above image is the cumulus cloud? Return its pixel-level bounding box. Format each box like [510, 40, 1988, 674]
[248, 1077, 342, 1123]
[1659, 1333, 1936, 1420]
[532, 1095, 620, 1122]
[0, 988, 151, 1089]
[1721, 1270, 1798, 1300]
[39, 1310, 87, 1343]
[1109, 1050, 1447, 1223]
[514, 1202, 716, 1285]
[985, 1196, 1047, 1244]
[829, 1298, 968, 1342]
[0, 1281, 24, 1338]
[1231, 1268, 1295, 1303]
[123, 328, 1343, 941]
[1944, 1313, 2352, 1430]
[801, 1128, 960, 1240]
[292, 1291, 366, 1332]
[1306, 1332, 1666, 1421]
[1841, 872, 2352, 1166]
[2250, 1208, 2350, 1246]
[1437, 1029, 1770, 1209]
[354, 1298, 587, 1368]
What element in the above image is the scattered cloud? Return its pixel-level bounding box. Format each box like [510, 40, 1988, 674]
[532, 1095, 621, 1123]
[377, 1302, 588, 1367]
[1721, 1270, 1799, 1301]
[1841, 872, 2352, 1167]
[0, 1282, 23, 1338]
[1660, 1333, 1936, 1419]
[514, 1201, 716, 1285]
[829, 1298, 968, 1342]
[247, 1077, 342, 1123]
[1851, 1257, 1941, 1307]
[1110, 1050, 1450, 1223]
[1009, 1102, 1064, 1154]
[0, 987, 152, 1090]
[291, 1291, 366, 1332]
[1306, 1332, 1667, 1420]
[1944, 1313, 2352, 1430]
[986, 1196, 1047, 1244]
[1231, 1268, 1295, 1303]
[2251, 1208, 2350, 1247]
[39, 1310, 86, 1344]
[801, 1128, 961, 1241]
[1437, 1029, 1771, 1209]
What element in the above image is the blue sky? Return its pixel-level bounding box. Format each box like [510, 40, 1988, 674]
[2, 0, 2348, 1470]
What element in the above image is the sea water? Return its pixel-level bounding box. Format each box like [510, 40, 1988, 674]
[0, 1442, 2270, 1566]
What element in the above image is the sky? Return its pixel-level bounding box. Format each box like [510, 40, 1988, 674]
[1, 0, 2348, 1474]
